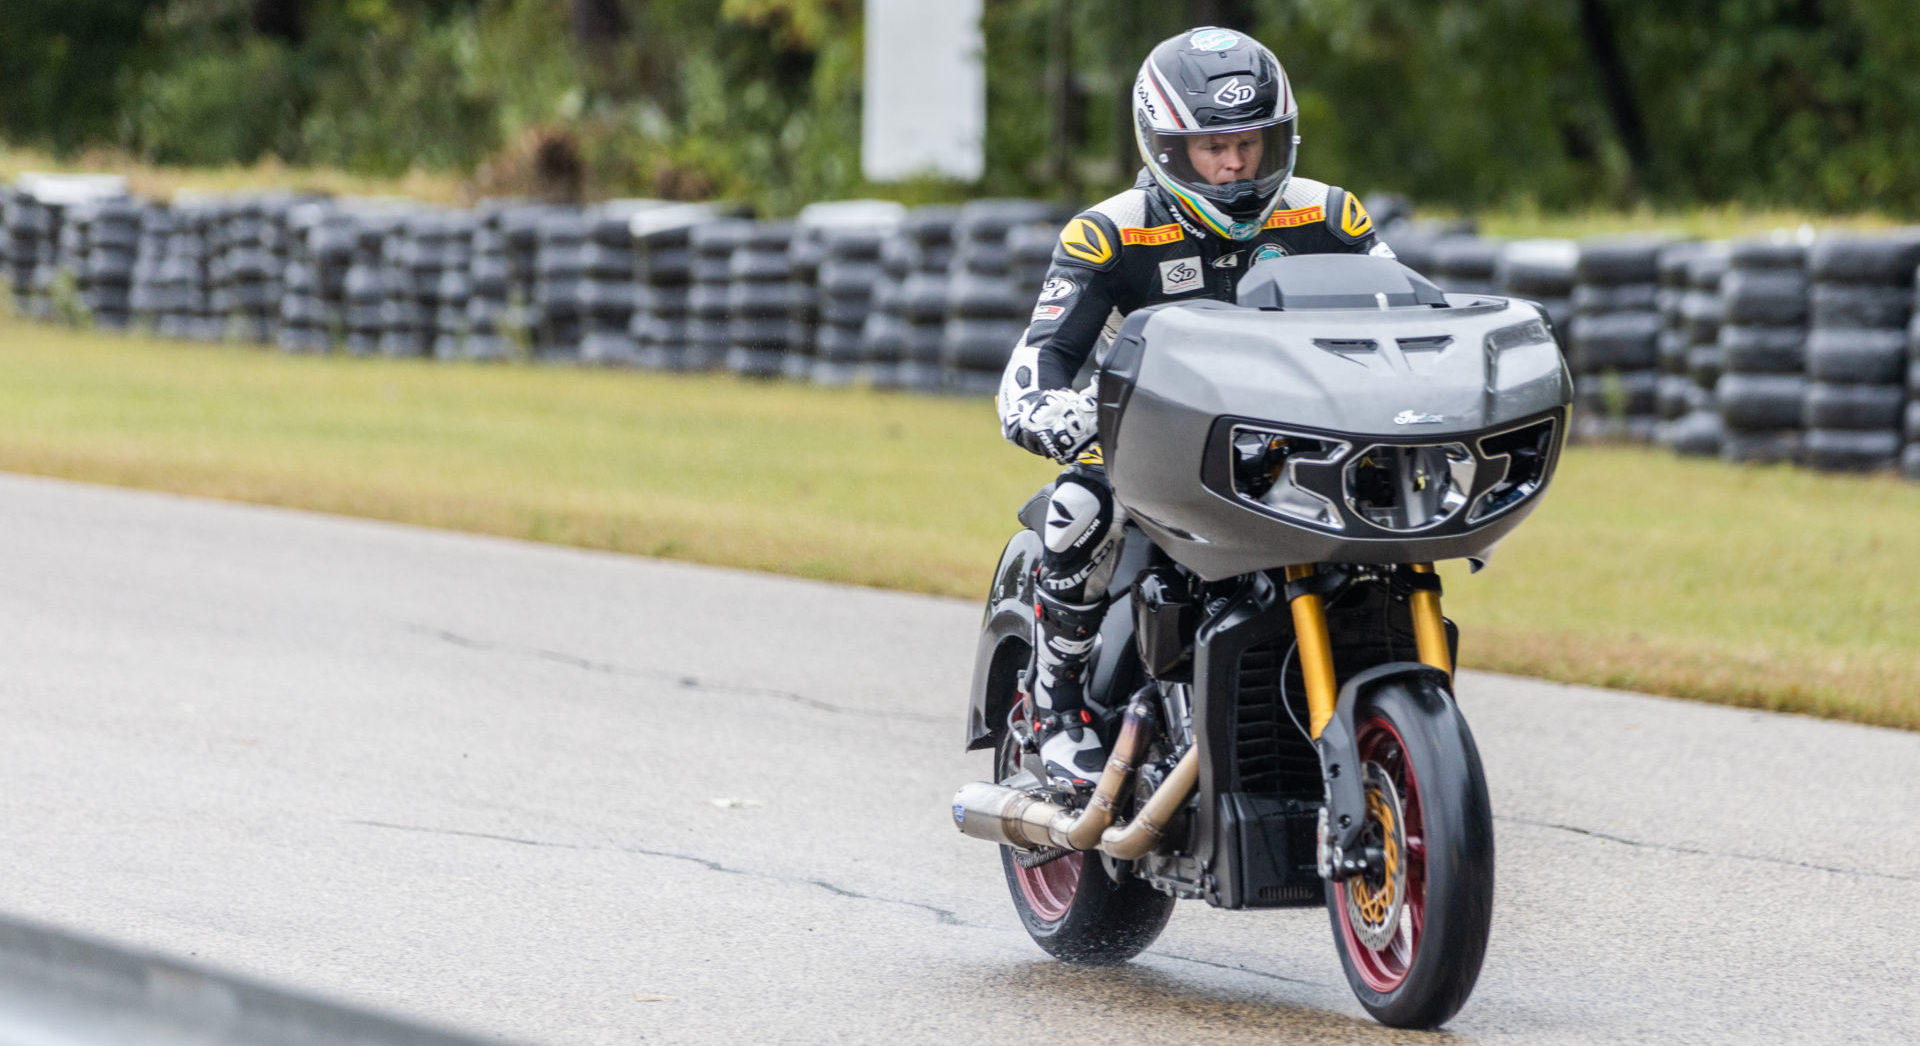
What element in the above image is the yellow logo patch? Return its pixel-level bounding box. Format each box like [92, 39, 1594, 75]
[1120, 223, 1184, 247]
[1264, 205, 1326, 230]
[1341, 194, 1373, 238]
[1060, 218, 1114, 265]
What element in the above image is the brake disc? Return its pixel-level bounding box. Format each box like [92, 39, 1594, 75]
[1344, 761, 1409, 952]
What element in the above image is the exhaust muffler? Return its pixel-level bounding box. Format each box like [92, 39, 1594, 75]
[952, 690, 1197, 859]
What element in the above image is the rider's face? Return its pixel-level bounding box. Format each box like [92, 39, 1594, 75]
[1185, 131, 1265, 185]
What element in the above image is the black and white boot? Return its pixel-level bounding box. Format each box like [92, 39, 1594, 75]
[1031, 590, 1109, 787]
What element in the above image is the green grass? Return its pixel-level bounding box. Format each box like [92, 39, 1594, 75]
[1, 312, 1915, 730]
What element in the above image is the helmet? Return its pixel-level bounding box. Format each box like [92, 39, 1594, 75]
[1133, 27, 1298, 240]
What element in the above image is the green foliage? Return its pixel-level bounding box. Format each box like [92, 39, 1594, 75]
[126, 36, 302, 165]
[6, 0, 1920, 215]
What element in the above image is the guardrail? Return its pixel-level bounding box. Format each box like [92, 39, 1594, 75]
[3, 174, 1916, 479]
[0, 912, 517, 1045]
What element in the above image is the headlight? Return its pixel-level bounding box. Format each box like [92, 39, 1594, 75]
[1228, 425, 1350, 530]
[1342, 443, 1476, 533]
[1467, 417, 1557, 523]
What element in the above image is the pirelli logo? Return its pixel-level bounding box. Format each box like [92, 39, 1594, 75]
[1264, 205, 1326, 230]
[1120, 223, 1184, 246]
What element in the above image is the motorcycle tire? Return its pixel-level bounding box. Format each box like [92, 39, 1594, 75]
[995, 732, 1174, 966]
[1326, 677, 1493, 1030]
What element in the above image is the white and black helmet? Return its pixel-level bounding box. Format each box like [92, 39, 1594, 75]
[1133, 27, 1298, 240]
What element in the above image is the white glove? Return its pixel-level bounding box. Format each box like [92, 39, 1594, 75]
[1007, 388, 1099, 463]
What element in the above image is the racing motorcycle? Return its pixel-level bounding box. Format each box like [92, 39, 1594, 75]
[952, 254, 1570, 1028]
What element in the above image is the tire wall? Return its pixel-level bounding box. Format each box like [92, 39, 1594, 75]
[1802, 233, 1920, 471]
[1569, 238, 1667, 443]
[8, 176, 1920, 479]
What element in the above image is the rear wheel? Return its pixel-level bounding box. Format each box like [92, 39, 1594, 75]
[996, 731, 1175, 964]
[1326, 678, 1494, 1028]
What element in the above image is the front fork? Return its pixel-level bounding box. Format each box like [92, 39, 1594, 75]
[1283, 562, 1451, 741]
[1288, 563, 1451, 880]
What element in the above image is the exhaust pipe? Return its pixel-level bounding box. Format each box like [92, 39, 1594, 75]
[952, 691, 1197, 858]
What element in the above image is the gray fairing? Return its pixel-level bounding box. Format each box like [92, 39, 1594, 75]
[1096, 260, 1572, 580]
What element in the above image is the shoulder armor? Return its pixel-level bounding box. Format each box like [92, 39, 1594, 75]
[1325, 185, 1375, 244]
[1053, 209, 1123, 272]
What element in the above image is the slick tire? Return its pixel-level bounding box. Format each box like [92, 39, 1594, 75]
[996, 732, 1175, 966]
[1805, 327, 1907, 384]
[1807, 234, 1920, 284]
[1803, 428, 1903, 472]
[1575, 239, 1665, 286]
[1802, 383, 1906, 430]
[1720, 269, 1808, 326]
[1326, 676, 1493, 1030]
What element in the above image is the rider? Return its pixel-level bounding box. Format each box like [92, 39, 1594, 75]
[998, 26, 1393, 786]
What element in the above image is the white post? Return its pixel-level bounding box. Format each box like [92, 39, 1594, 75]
[862, 0, 986, 183]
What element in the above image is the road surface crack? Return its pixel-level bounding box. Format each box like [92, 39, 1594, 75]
[348, 819, 968, 926]
[402, 624, 944, 724]
[1499, 815, 1920, 883]
[346, 819, 1327, 986]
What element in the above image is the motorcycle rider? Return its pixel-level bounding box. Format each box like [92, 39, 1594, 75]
[998, 26, 1392, 786]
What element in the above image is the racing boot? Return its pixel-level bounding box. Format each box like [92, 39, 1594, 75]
[1030, 589, 1110, 788]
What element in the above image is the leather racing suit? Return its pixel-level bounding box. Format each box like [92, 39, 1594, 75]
[996, 168, 1388, 784]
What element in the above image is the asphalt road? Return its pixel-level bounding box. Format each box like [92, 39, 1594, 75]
[1, 472, 1914, 1045]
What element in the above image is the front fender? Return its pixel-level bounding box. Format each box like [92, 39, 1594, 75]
[1318, 662, 1456, 854]
[964, 528, 1042, 751]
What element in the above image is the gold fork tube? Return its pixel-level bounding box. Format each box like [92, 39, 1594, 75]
[1284, 564, 1340, 739]
[1408, 563, 1452, 676]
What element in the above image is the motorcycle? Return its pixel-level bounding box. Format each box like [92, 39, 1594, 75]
[952, 254, 1571, 1028]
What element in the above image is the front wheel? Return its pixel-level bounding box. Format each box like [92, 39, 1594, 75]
[996, 733, 1175, 964]
[1326, 677, 1494, 1029]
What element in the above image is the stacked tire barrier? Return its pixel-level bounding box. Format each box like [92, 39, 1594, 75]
[129, 203, 174, 330]
[783, 200, 906, 382]
[809, 226, 887, 386]
[278, 200, 337, 355]
[859, 232, 913, 387]
[630, 206, 703, 371]
[687, 219, 752, 373]
[1494, 239, 1576, 338]
[376, 211, 430, 357]
[78, 199, 142, 329]
[895, 206, 958, 390]
[428, 211, 476, 359]
[1802, 233, 1920, 471]
[578, 203, 649, 365]
[342, 210, 395, 356]
[1715, 240, 1809, 464]
[463, 201, 516, 361]
[12, 172, 1920, 482]
[499, 205, 548, 351]
[1665, 244, 1729, 456]
[215, 198, 292, 344]
[1570, 239, 1666, 442]
[942, 200, 1060, 395]
[155, 198, 215, 339]
[532, 209, 585, 359]
[1427, 236, 1500, 296]
[725, 220, 795, 377]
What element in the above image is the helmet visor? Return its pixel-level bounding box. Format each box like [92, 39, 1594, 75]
[1140, 118, 1296, 220]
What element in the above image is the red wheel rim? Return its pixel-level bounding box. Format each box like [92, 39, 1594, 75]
[1334, 716, 1427, 993]
[1014, 849, 1085, 922]
[1002, 705, 1083, 923]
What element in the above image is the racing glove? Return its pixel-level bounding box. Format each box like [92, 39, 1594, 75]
[1005, 387, 1099, 464]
